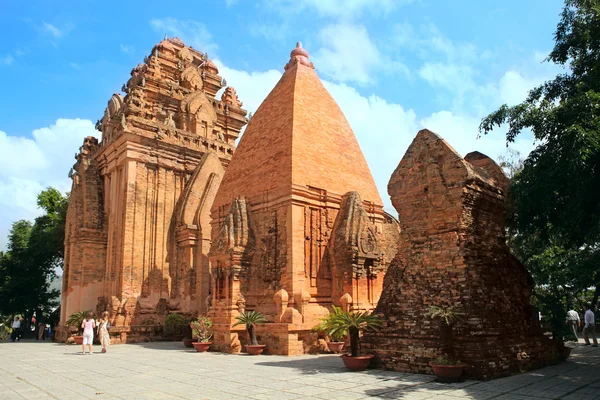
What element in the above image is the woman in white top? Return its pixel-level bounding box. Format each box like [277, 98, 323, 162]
[11, 317, 21, 342]
[80, 312, 96, 354]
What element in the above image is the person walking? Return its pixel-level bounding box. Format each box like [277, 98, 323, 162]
[583, 303, 598, 347]
[37, 320, 46, 341]
[566, 305, 580, 342]
[18, 317, 25, 341]
[10, 317, 21, 342]
[97, 311, 111, 353]
[80, 312, 96, 354]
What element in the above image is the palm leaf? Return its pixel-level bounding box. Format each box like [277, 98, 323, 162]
[232, 310, 267, 328]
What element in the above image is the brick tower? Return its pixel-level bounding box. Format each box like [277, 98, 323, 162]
[208, 43, 399, 355]
[60, 38, 247, 342]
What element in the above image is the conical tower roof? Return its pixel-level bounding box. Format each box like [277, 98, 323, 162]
[212, 42, 382, 210]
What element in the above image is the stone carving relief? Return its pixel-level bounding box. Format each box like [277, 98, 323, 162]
[329, 191, 384, 279]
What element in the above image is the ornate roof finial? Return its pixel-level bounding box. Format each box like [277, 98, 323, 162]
[221, 87, 243, 108]
[284, 41, 314, 71]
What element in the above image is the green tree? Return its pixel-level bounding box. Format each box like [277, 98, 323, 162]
[0, 188, 68, 321]
[481, 0, 600, 318]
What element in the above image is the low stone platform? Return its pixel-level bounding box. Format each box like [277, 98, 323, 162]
[0, 340, 598, 399]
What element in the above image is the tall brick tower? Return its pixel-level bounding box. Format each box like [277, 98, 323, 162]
[60, 38, 247, 342]
[208, 43, 399, 355]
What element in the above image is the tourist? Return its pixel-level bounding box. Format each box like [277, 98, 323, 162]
[81, 312, 96, 354]
[19, 317, 25, 340]
[583, 304, 598, 347]
[37, 320, 46, 341]
[10, 317, 21, 342]
[566, 305, 580, 342]
[97, 311, 111, 353]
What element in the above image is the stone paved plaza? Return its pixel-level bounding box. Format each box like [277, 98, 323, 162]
[0, 341, 598, 400]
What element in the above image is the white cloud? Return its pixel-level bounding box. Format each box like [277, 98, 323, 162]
[0, 119, 98, 250]
[313, 23, 408, 84]
[214, 61, 283, 119]
[248, 22, 288, 42]
[0, 55, 14, 66]
[264, 0, 409, 19]
[419, 62, 475, 93]
[41, 22, 74, 39]
[150, 18, 218, 56]
[43, 22, 63, 38]
[120, 44, 133, 54]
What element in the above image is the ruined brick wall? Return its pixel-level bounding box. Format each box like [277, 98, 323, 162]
[363, 129, 561, 379]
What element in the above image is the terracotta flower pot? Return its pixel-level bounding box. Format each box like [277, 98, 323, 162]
[73, 335, 84, 345]
[429, 362, 467, 383]
[245, 345, 266, 355]
[326, 342, 345, 353]
[341, 354, 373, 371]
[183, 339, 194, 348]
[192, 342, 212, 352]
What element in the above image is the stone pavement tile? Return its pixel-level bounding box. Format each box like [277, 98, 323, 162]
[511, 386, 570, 398]
[312, 379, 364, 390]
[287, 376, 333, 386]
[285, 385, 337, 396]
[492, 394, 547, 400]
[393, 375, 437, 385]
[248, 391, 304, 400]
[313, 390, 377, 400]
[470, 382, 520, 393]
[562, 394, 600, 400]
[2, 395, 26, 400]
[17, 390, 47, 399]
[443, 388, 498, 399]
[411, 382, 474, 394]
[576, 387, 600, 395]
[378, 389, 438, 399]
[347, 384, 398, 395]
[254, 380, 306, 391]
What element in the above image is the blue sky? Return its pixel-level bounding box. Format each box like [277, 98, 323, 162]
[0, 0, 565, 249]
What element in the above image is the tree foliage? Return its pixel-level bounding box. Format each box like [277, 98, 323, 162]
[0, 187, 68, 322]
[481, 0, 600, 336]
[480, 0, 600, 248]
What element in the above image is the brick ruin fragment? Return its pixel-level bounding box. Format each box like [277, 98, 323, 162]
[363, 129, 562, 379]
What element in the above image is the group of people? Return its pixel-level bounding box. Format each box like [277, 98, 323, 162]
[566, 303, 598, 346]
[80, 311, 111, 355]
[10, 316, 52, 342]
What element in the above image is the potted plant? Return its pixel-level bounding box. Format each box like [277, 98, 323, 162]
[322, 308, 382, 371]
[190, 316, 213, 352]
[233, 310, 267, 355]
[163, 314, 187, 341]
[313, 305, 348, 353]
[66, 310, 91, 345]
[425, 305, 467, 382]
